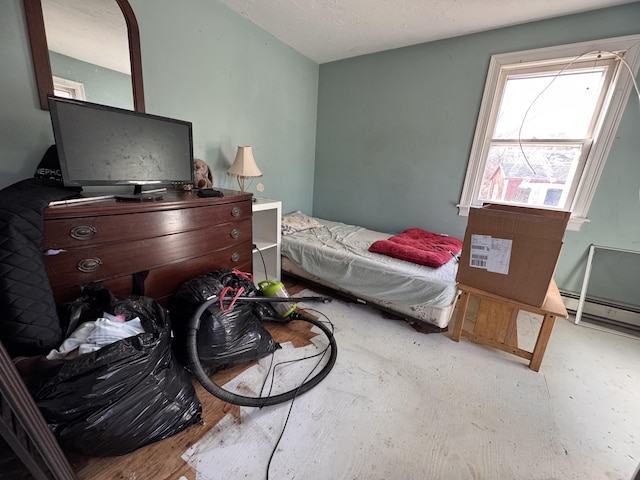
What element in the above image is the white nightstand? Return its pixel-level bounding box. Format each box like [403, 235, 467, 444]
[252, 197, 282, 284]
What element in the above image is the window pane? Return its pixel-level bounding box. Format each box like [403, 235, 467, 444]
[494, 69, 607, 140]
[479, 144, 583, 208]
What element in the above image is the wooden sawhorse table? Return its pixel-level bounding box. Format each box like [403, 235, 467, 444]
[451, 280, 568, 372]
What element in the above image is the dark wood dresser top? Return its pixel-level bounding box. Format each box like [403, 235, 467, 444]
[44, 188, 252, 219]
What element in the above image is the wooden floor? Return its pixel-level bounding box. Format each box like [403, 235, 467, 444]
[67, 276, 326, 479]
[41, 275, 640, 479]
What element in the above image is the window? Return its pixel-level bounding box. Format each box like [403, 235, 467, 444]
[52, 76, 86, 100]
[459, 35, 640, 230]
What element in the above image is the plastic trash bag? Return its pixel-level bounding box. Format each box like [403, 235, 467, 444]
[169, 269, 279, 374]
[32, 289, 202, 457]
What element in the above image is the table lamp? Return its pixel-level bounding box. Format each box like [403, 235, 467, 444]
[226, 146, 263, 193]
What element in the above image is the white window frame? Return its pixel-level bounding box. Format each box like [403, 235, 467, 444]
[52, 76, 87, 101]
[458, 34, 640, 231]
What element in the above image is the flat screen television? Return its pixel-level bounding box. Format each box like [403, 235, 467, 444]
[48, 96, 194, 198]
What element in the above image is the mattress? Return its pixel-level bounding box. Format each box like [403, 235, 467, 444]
[280, 218, 459, 328]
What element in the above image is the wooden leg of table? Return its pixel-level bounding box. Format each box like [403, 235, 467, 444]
[529, 314, 556, 372]
[451, 291, 469, 342]
[504, 308, 519, 347]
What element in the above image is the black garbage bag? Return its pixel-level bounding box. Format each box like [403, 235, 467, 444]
[32, 289, 202, 457]
[169, 269, 279, 374]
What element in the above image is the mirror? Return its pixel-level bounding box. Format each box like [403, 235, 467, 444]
[23, 0, 145, 112]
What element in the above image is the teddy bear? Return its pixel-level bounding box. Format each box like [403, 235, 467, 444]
[193, 158, 214, 189]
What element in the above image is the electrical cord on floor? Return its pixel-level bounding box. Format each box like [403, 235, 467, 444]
[186, 289, 337, 478]
[186, 299, 337, 407]
[260, 311, 335, 403]
[263, 308, 335, 480]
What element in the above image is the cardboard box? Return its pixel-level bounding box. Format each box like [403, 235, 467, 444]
[456, 204, 570, 306]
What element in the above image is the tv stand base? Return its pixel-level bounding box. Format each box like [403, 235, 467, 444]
[115, 193, 164, 202]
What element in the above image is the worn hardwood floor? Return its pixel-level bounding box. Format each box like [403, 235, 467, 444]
[52, 275, 640, 479]
[68, 275, 324, 479]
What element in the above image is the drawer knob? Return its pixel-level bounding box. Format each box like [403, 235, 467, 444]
[231, 207, 240, 217]
[70, 225, 97, 240]
[231, 252, 241, 263]
[230, 228, 240, 239]
[77, 257, 102, 273]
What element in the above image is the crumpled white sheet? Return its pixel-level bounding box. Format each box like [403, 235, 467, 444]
[281, 218, 459, 307]
[46, 313, 144, 360]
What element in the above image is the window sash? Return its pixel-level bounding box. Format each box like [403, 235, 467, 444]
[494, 61, 615, 141]
[479, 139, 591, 211]
[52, 76, 86, 101]
[458, 34, 640, 231]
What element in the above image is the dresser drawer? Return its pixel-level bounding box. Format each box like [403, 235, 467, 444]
[44, 218, 251, 288]
[143, 247, 253, 302]
[50, 245, 253, 305]
[44, 201, 252, 249]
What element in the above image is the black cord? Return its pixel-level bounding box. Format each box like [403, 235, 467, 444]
[259, 351, 276, 399]
[264, 353, 328, 480]
[261, 345, 332, 400]
[265, 394, 298, 480]
[186, 299, 337, 407]
[264, 309, 335, 480]
[254, 244, 269, 280]
[260, 313, 335, 403]
[186, 294, 337, 477]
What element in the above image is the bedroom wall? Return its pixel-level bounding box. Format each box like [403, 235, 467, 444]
[0, 0, 318, 214]
[314, 3, 640, 295]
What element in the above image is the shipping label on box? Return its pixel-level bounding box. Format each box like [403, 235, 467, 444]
[469, 234, 512, 275]
[456, 204, 570, 306]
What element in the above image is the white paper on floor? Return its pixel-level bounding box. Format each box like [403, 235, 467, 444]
[181, 291, 588, 480]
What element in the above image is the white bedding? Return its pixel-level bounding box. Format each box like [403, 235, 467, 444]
[281, 218, 459, 325]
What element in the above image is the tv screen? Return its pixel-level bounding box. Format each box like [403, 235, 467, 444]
[48, 97, 194, 194]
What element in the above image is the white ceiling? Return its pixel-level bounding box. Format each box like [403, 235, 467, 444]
[217, 0, 639, 64]
[42, 0, 639, 73]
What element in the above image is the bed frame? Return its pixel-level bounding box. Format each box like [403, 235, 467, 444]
[281, 260, 453, 334]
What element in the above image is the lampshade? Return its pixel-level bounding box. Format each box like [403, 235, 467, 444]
[227, 146, 263, 192]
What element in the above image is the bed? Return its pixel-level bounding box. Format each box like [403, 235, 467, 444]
[280, 212, 461, 331]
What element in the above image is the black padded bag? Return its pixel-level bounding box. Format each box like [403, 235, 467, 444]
[0, 178, 78, 357]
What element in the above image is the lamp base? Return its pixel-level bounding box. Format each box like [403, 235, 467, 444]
[237, 176, 247, 193]
[237, 175, 258, 193]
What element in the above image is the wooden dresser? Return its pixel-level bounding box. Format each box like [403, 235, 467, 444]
[43, 188, 253, 305]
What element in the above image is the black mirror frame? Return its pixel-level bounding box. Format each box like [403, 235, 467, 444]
[23, 0, 145, 112]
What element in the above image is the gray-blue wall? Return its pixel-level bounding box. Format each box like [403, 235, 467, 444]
[2, 0, 639, 296]
[0, 0, 318, 214]
[130, 0, 318, 213]
[314, 3, 640, 295]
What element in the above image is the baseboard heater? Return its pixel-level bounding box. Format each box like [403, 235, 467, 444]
[560, 290, 640, 334]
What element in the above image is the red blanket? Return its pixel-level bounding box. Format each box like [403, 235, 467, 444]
[368, 228, 463, 268]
